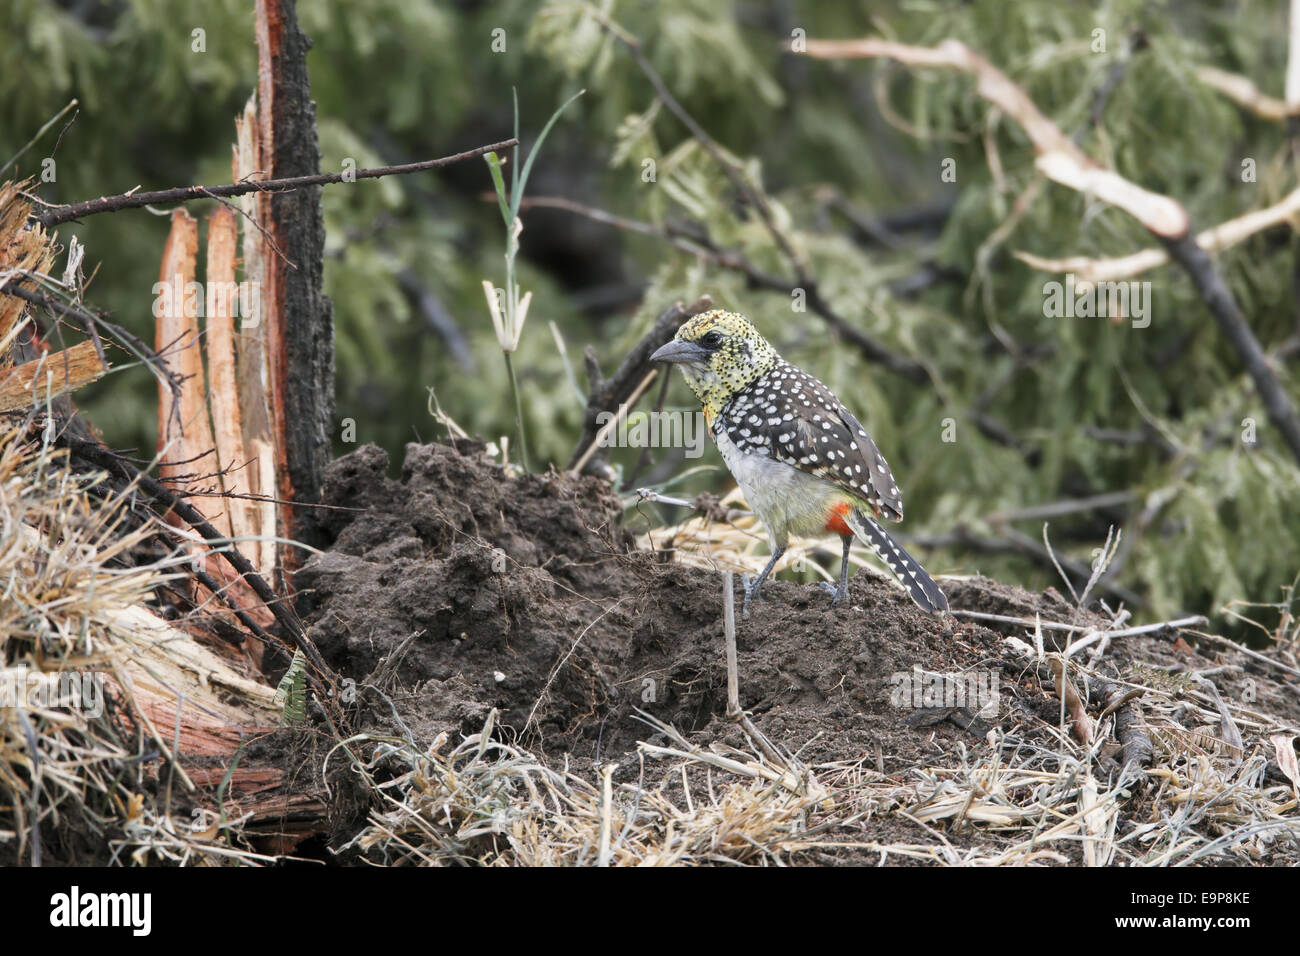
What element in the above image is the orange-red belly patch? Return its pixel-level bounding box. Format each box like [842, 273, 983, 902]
[824, 500, 853, 536]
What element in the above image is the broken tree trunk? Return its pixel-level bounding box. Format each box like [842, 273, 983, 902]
[155, 208, 220, 525]
[204, 206, 258, 561]
[255, 0, 335, 571]
[234, 100, 280, 581]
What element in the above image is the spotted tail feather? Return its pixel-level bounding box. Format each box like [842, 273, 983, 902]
[849, 509, 948, 615]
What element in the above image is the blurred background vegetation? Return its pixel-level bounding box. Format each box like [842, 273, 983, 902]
[3, 0, 1298, 632]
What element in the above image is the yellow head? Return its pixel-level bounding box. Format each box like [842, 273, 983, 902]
[649, 310, 779, 421]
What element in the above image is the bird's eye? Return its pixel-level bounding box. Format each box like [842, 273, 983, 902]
[700, 331, 723, 349]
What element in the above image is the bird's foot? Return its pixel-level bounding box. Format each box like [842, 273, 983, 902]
[819, 580, 848, 607]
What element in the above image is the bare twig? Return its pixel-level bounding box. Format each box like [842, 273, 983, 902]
[515, 193, 931, 383]
[1015, 186, 1300, 282]
[719, 572, 802, 783]
[950, 609, 1205, 639]
[985, 491, 1136, 524]
[723, 571, 740, 717]
[577, 9, 933, 384]
[569, 369, 657, 477]
[910, 525, 1144, 607]
[594, 15, 808, 278]
[1159, 231, 1300, 462]
[32, 139, 519, 227]
[567, 295, 713, 474]
[0, 99, 78, 178]
[1184, 628, 1300, 680]
[1196, 66, 1300, 121]
[799, 35, 1300, 466]
[798, 37, 1188, 236]
[0, 278, 185, 403]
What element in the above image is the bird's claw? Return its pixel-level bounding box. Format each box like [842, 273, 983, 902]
[819, 580, 847, 606]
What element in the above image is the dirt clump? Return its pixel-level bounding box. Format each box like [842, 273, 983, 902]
[285, 441, 1299, 865]
[301, 442, 1060, 773]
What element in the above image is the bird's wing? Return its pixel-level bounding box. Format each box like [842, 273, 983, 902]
[831, 402, 904, 521]
[720, 361, 905, 521]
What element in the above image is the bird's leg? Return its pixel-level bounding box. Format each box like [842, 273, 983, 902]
[741, 546, 785, 618]
[818, 534, 853, 606]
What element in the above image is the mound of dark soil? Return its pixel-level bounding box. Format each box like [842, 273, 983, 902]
[296, 440, 1152, 777]
[246, 437, 1300, 865]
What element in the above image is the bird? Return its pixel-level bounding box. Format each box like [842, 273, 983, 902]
[650, 309, 947, 618]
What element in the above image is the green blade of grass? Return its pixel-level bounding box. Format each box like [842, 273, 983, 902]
[513, 89, 585, 218]
[511, 87, 520, 203]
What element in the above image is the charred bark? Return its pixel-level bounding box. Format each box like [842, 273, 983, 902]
[256, 0, 335, 565]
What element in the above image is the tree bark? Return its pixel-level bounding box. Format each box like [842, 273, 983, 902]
[256, 0, 335, 567]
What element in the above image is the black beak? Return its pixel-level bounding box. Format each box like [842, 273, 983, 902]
[650, 339, 711, 365]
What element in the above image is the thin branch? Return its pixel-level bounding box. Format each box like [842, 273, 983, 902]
[1082, 424, 1179, 457]
[950, 609, 1205, 638]
[570, 369, 658, 477]
[623, 369, 672, 489]
[198, 185, 295, 271]
[1185, 628, 1300, 680]
[187, 565, 274, 649]
[816, 189, 956, 251]
[799, 35, 1300, 467]
[1196, 66, 1300, 121]
[1083, 37, 1141, 136]
[32, 138, 519, 227]
[568, 296, 714, 474]
[580, 9, 931, 384]
[516, 195, 931, 383]
[0, 277, 185, 404]
[593, 13, 808, 278]
[1015, 186, 1300, 282]
[985, 491, 1137, 524]
[1159, 231, 1300, 461]
[0, 98, 78, 178]
[514, 194, 673, 242]
[911, 525, 1145, 607]
[798, 37, 1189, 236]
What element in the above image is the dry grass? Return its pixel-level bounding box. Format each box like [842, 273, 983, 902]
[0, 181, 109, 411]
[335, 708, 835, 866]
[1, 181, 298, 865]
[338, 495, 1300, 867]
[338, 686, 1298, 866]
[0, 429, 277, 865]
[338, 697, 1298, 866]
[0, 428, 148, 862]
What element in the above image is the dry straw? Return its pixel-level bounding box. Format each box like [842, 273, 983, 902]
[336, 492, 1300, 866]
